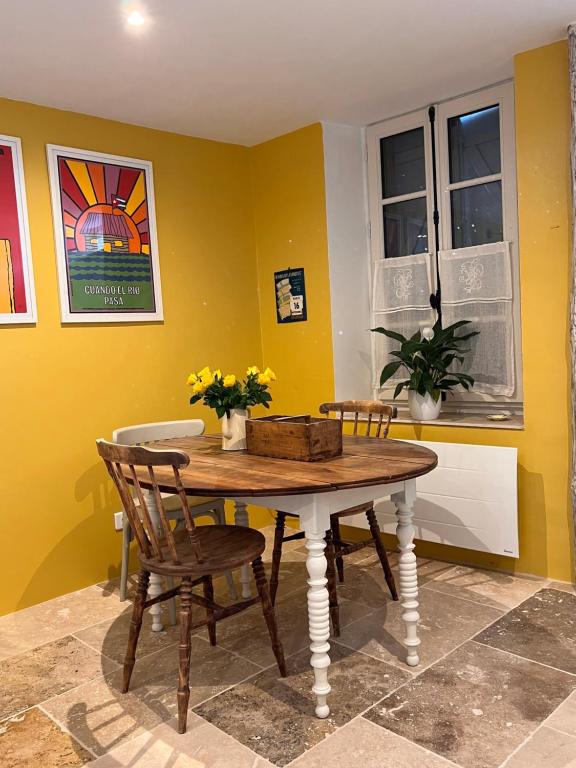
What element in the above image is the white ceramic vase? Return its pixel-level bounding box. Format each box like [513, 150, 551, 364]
[221, 408, 249, 450]
[408, 390, 442, 421]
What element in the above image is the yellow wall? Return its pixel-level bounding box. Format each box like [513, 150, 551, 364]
[250, 124, 335, 413]
[250, 41, 574, 582]
[0, 98, 266, 616]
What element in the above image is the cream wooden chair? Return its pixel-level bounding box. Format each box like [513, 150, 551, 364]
[113, 420, 237, 622]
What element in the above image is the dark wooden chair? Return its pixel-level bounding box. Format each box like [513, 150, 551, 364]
[97, 439, 286, 734]
[269, 401, 399, 637]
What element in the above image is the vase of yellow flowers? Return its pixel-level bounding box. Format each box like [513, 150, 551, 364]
[187, 365, 276, 450]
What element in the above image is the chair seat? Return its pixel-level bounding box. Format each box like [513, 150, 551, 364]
[139, 524, 265, 577]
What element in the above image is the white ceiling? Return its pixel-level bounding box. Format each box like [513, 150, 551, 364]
[0, 1, 574, 146]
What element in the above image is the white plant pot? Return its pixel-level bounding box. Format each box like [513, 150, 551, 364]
[408, 390, 442, 421]
[221, 408, 249, 450]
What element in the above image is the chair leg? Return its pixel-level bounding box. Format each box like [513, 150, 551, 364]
[177, 578, 194, 734]
[252, 556, 287, 677]
[120, 514, 132, 602]
[366, 506, 398, 601]
[122, 570, 149, 693]
[203, 576, 217, 646]
[325, 530, 341, 637]
[269, 511, 287, 606]
[330, 517, 345, 583]
[213, 503, 238, 600]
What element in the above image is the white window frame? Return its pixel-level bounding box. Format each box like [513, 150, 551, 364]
[366, 81, 523, 412]
[367, 109, 437, 265]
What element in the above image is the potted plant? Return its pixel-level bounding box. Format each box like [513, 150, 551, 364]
[187, 365, 275, 450]
[371, 320, 478, 421]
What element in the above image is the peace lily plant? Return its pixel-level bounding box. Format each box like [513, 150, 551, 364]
[371, 319, 478, 421]
[187, 365, 276, 450]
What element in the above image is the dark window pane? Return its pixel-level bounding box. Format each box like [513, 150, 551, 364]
[448, 105, 501, 183]
[451, 181, 503, 248]
[380, 128, 426, 198]
[383, 197, 428, 258]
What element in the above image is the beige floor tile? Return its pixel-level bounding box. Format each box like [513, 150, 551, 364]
[0, 635, 111, 720]
[336, 586, 502, 671]
[289, 716, 456, 767]
[546, 691, 576, 737]
[503, 725, 576, 767]
[549, 581, 576, 595]
[41, 673, 163, 757]
[194, 644, 411, 767]
[214, 587, 372, 668]
[335, 555, 456, 609]
[366, 641, 576, 768]
[75, 609, 180, 664]
[0, 586, 127, 661]
[0, 708, 92, 768]
[89, 712, 275, 767]
[43, 637, 260, 756]
[424, 564, 549, 611]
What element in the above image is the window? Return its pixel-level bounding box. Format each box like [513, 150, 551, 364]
[367, 82, 522, 411]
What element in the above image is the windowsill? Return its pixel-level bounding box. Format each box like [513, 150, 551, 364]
[392, 411, 524, 430]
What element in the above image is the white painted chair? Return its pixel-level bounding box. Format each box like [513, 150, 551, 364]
[113, 420, 237, 625]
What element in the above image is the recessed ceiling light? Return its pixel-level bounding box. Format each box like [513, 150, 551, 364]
[127, 10, 145, 26]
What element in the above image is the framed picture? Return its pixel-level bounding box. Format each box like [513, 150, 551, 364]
[0, 134, 36, 324]
[47, 145, 163, 322]
[274, 267, 307, 323]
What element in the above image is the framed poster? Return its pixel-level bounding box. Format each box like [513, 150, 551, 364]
[47, 145, 163, 322]
[0, 134, 36, 324]
[275, 267, 307, 323]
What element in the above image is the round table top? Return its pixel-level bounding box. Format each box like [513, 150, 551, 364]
[142, 434, 437, 498]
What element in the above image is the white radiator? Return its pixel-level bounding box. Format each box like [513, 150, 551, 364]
[347, 440, 519, 558]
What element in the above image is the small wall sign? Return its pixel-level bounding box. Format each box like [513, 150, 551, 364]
[275, 267, 307, 323]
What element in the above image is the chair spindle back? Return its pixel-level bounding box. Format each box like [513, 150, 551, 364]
[97, 439, 203, 565]
[319, 400, 397, 438]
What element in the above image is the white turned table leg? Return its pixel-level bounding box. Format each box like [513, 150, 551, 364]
[304, 528, 331, 718]
[234, 501, 252, 599]
[392, 483, 420, 666]
[144, 490, 164, 633]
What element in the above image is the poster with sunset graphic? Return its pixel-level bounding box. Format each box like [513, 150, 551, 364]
[0, 134, 36, 324]
[47, 145, 163, 322]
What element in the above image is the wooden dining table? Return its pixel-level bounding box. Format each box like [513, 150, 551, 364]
[141, 433, 437, 719]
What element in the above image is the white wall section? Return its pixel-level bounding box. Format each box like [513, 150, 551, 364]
[322, 122, 372, 401]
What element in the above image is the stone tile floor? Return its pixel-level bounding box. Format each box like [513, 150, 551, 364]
[1, 527, 575, 767]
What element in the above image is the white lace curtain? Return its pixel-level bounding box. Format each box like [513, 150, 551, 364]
[371, 242, 514, 396]
[439, 241, 514, 396]
[372, 253, 435, 388]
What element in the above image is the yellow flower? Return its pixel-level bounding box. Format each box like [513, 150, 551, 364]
[187, 373, 198, 386]
[223, 374, 236, 387]
[213, 369, 222, 379]
[198, 366, 211, 379]
[191, 381, 205, 395]
[246, 366, 260, 376]
[201, 373, 214, 388]
[257, 373, 271, 386]
[263, 367, 276, 381]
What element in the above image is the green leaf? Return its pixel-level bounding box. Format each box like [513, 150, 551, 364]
[393, 381, 406, 399]
[370, 327, 407, 344]
[379, 360, 402, 386]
